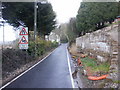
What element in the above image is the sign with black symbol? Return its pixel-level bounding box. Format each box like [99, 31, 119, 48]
[19, 26, 28, 49]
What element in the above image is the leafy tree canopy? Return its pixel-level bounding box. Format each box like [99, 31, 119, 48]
[2, 2, 56, 36]
[76, 2, 119, 36]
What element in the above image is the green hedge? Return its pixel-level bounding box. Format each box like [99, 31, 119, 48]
[28, 37, 58, 57]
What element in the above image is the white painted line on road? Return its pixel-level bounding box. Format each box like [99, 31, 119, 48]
[66, 46, 75, 88]
[0, 47, 58, 90]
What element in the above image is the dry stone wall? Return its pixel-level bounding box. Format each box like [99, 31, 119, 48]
[76, 24, 119, 81]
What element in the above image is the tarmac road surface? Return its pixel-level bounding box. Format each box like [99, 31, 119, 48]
[4, 44, 73, 88]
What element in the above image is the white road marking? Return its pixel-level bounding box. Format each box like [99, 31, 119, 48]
[66, 46, 75, 88]
[0, 48, 57, 90]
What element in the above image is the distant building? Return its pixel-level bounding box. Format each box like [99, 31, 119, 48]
[45, 35, 49, 41]
[48, 32, 60, 44]
[117, 16, 120, 21]
[113, 16, 120, 24]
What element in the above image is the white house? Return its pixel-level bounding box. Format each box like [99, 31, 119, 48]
[48, 32, 60, 44]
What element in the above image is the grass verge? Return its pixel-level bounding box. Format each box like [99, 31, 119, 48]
[81, 57, 110, 74]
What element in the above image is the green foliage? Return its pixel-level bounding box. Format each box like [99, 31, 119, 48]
[2, 2, 56, 36]
[28, 41, 35, 57]
[37, 3, 56, 36]
[81, 57, 110, 72]
[58, 24, 68, 43]
[3, 2, 34, 28]
[51, 41, 59, 47]
[66, 18, 78, 43]
[28, 37, 58, 57]
[93, 62, 110, 72]
[2, 49, 34, 73]
[113, 80, 120, 84]
[59, 18, 78, 44]
[60, 38, 68, 43]
[76, 2, 119, 36]
[81, 57, 97, 68]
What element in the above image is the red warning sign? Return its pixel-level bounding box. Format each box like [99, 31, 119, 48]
[19, 36, 28, 44]
[19, 27, 28, 35]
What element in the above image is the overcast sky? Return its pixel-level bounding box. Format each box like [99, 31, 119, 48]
[0, 23, 17, 42]
[48, 0, 81, 23]
[0, 0, 81, 42]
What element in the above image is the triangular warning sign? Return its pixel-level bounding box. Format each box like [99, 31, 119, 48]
[19, 27, 28, 35]
[19, 36, 28, 44]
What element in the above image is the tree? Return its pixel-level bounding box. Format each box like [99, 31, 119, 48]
[2, 2, 56, 36]
[58, 24, 68, 43]
[56, 18, 78, 44]
[2, 2, 34, 29]
[37, 2, 56, 36]
[76, 2, 119, 36]
[66, 18, 78, 43]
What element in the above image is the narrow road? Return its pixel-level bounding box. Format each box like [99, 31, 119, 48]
[4, 44, 73, 88]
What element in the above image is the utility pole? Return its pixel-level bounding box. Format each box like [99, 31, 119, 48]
[0, 1, 2, 19]
[2, 21, 4, 48]
[33, 0, 46, 57]
[0, 2, 5, 50]
[0, 2, 2, 87]
[34, 0, 37, 57]
[34, 0, 37, 40]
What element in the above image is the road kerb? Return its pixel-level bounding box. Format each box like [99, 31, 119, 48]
[66, 46, 75, 88]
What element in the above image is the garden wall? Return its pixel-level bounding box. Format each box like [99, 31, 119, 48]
[76, 24, 119, 81]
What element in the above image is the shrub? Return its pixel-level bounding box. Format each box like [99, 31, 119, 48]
[28, 37, 58, 57]
[2, 49, 34, 73]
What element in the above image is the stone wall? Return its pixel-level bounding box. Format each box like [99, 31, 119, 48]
[76, 24, 119, 81]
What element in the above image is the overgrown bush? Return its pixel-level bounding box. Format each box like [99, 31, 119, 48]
[28, 37, 58, 57]
[51, 41, 59, 48]
[2, 49, 34, 74]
